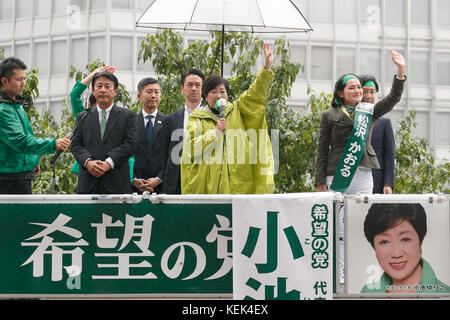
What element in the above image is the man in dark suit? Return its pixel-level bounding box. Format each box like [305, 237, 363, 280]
[359, 75, 395, 194]
[159, 69, 205, 194]
[371, 117, 395, 194]
[71, 71, 137, 194]
[131, 77, 165, 194]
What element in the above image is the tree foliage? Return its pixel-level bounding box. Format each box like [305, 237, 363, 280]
[394, 111, 449, 193]
[274, 88, 331, 193]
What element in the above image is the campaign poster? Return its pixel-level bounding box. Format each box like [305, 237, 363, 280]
[346, 195, 450, 295]
[233, 193, 334, 300]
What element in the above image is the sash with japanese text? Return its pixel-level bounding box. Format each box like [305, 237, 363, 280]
[330, 102, 374, 193]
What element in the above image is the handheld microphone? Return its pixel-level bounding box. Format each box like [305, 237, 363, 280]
[215, 98, 228, 194]
[215, 98, 227, 119]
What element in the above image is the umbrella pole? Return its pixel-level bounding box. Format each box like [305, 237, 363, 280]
[221, 25, 225, 77]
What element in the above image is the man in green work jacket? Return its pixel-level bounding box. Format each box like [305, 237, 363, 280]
[0, 57, 71, 194]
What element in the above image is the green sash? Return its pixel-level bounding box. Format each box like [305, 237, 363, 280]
[330, 102, 374, 193]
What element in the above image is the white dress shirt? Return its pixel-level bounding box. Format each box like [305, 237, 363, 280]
[142, 108, 158, 127]
[184, 102, 202, 130]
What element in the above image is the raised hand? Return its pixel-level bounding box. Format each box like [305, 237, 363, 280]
[390, 50, 406, 79]
[82, 65, 116, 86]
[263, 43, 273, 71]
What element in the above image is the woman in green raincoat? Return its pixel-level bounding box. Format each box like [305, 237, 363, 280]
[180, 43, 274, 194]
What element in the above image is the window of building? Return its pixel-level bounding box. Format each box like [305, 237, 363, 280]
[410, 51, 429, 85]
[137, 0, 150, 12]
[360, 48, 381, 81]
[35, 0, 51, 17]
[136, 0, 146, 11]
[89, 36, 106, 64]
[34, 41, 49, 76]
[336, 0, 356, 24]
[71, 37, 87, 70]
[90, 0, 106, 11]
[71, 0, 87, 12]
[435, 113, 450, 145]
[411, 110, 429, 140]
[436, 52, 450, 86]
[290, 45, 307, 79]
[310, 0, 332, 23]
[111, 36, 133, 70]
[385, 0, 405, 25]
[336, 47, 355, 78]
[385, 49, 404, 83]
[52, 40, 68, 74]
[15, 0, 33, 19]
[0, 45, 11, 58]
[311, 46, 332, 80]
[50, 100, 63, 123]
[112, 0, 131, 10]
[53, 0, 69, 15]
[387, 108, 404, 129]
[437, 0, 450, 27]
[411, 0, 430, 26]
[0, 0, 13, 20]
[53, 0, 86, 15]
[14, 43, 30, 66]
[360, 0, 380, 25]
[34, 101, 47, 115]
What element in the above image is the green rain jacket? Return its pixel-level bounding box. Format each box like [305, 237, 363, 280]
[180, 68, 275, 194]
[0, 91, 56, 173]
[361, 258, 450, 294]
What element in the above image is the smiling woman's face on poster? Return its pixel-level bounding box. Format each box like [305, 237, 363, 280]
[372, 219, 422, 291]
[345, 197, 450, 295]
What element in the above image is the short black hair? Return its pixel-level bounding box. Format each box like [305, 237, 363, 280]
[202, 74, 230, 99]
[359, 74, 379, 92]
[0, 57, 27, 88]
[137, 77, 160, 94]
[331, 73, 361, 108]
[92, 71, 119, 89]
[88, 94, 96, 107]
[181, 69, 206, 86]
[364, 203, 427, 248]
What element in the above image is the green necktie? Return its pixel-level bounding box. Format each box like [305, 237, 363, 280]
[100, 109, 107, 139]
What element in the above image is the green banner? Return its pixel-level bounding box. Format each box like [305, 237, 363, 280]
[0, 200, 232, 296]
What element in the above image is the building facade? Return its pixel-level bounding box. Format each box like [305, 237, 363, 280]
[0, 0, 449, 160]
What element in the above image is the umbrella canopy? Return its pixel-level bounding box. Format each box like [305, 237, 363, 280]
[136, 0, 312, 33]
[136, 0, 313, 75]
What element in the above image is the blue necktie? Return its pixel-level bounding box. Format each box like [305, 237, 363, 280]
[145, 115, 154, 145]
